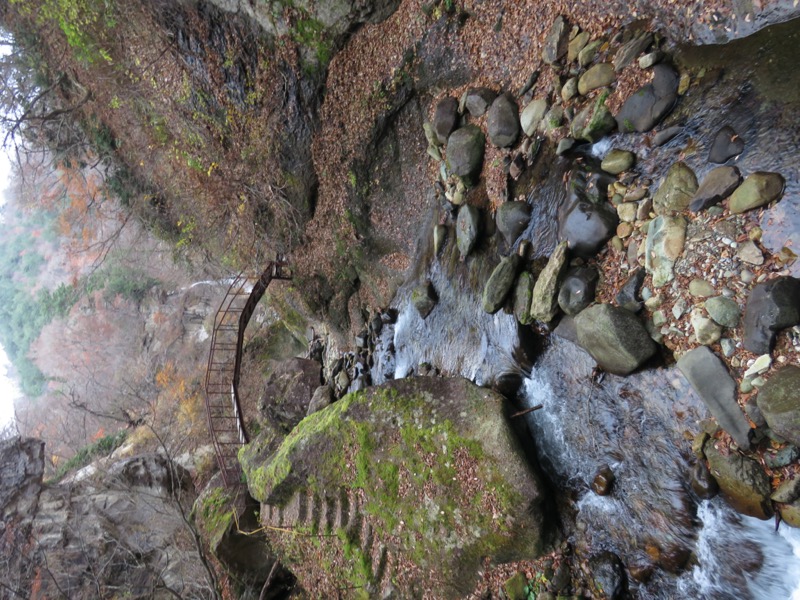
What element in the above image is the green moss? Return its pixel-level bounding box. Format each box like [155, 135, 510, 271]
[265, 292, 309, 342]
[243, 393, 356, 500]
[242, 381, 538, 589]
[196, 486, 236, 550]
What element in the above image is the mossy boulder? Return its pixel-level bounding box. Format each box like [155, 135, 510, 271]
[652, 162, 698, 215]
[241, 377, 551, 598]
[704, 440, 773, 520]
[530, 241, 568, 322]
[513, 272, 535, 325]
[194, 476, 278, 578]
[729, 171, 785, 214]
[482, 254, 521, 314]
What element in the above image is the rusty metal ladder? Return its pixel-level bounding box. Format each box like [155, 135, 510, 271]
[204, 256, 292, 487]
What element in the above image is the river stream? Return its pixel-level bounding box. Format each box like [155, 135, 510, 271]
[369, 16, 800, 599]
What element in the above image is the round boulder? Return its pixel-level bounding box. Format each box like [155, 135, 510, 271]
[578, 62, 615, 96]
[705, 296, 740, 328]
[447, 125, 485, 179]
[615, 64, 678, 133]
[487, 94, 520, 148]
[575, 304, 658, 375]
[601, 149, 635, 175]
[653, 162, 698, 215]
[708, 125, 745, 164]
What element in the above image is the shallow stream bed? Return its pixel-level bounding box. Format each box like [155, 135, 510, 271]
[371, 15, 800, 599]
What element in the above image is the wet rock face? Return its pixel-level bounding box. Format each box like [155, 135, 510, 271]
[589, 551, 627, 599]
[757, 365, 800, 446]
[690, 461, 719, 499]
[557, 199, 618, 258]
[742, 276, 800, 354]
[708, 125, 745, 163]
[496, 201, 532, 246]
[411, 279, 438, 319]
[558, 266, 599, 316]
[242, 377, 551, 597]
[615, 64, 678, 132]
[574, 304, 657, 375]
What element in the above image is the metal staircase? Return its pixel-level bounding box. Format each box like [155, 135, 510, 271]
[204, 256, 292, 487]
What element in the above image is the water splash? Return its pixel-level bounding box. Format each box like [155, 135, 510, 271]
[679, 498, 800, 599]
[384, 260, 519, 386]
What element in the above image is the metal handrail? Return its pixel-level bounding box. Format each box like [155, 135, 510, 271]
[203, 256, 292, 487]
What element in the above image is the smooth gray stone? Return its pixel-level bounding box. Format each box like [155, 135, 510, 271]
[677, 346, 752, 448]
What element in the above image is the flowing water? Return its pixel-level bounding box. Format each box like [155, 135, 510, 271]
[367, 15, 800, 598]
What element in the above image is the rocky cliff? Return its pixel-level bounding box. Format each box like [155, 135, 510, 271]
[0, 437, 213, 600]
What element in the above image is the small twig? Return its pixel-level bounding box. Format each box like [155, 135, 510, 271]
[258, 561, 280, 600]
[511, 404, 543, 418]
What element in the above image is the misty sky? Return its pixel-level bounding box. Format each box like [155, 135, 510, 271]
[0, 147, 21, 429]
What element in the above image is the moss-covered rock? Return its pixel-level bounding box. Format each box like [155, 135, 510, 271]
[194, 475, 280, 581]
[240, 377, 551, 597]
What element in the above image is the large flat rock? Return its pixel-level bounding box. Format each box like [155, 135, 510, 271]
[677, 346, 752, 448]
